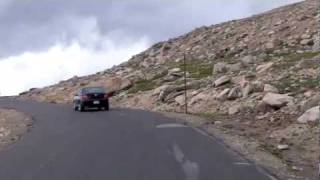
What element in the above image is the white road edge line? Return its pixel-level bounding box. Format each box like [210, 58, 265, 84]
[156, 123, 187, 128]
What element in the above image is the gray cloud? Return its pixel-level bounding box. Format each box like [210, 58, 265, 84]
[0, 0, 302, 58]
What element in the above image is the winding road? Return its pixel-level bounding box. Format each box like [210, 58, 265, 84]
[0, 98, 275, 180]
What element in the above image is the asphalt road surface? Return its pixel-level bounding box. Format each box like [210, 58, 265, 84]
[0, 98, 275, 180]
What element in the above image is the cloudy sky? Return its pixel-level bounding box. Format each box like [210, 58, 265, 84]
[0, 0, 302, 96]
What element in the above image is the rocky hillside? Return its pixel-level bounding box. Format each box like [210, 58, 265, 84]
[20, 0, 319, 179]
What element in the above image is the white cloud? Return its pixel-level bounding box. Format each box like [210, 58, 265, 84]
[0, 15, 150, 96]
[0, 37, 149, 96]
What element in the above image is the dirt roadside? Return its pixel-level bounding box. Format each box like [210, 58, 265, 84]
[0, 108, 33, 151]
[160, 111, 319, 180]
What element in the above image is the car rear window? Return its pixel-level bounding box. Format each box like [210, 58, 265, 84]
[83, 87, 105, 94]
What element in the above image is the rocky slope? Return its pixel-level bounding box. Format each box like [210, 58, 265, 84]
[20, 0, 319, 179]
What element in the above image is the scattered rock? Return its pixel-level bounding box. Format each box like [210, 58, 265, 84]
[216, 88, 230, 101]
[213, 62, 228, 73]
[241, 55, 255, 66]
[303, 90, 313, 98]
[256, 102, 275, 113]
[214, 75, 231, 87]
[153, 85, 170, 96]
[228, 105, 241, 115]
[264, 84, 279, 93]
[242, 84, 253, 98]
[227, 86, 242, 100]
[291, 166, 304, 171]
[262, 93, 294, 108]
[189, 92, 207, 106]
[300, 39, 313, 46]
[252, 81, 265, 92]
[256, 62, 274, 73]
[297, 106, 319, 123]
[277, 144, 289, 150]
[228, 63, 242, 72]
[169, 68, 182, 74]
[300, 95, 320, 111]
[265, 42, 275, 50]
[175, 95, 186, 106]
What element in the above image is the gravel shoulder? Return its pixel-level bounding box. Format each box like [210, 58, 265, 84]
[0, 108, 33, 151]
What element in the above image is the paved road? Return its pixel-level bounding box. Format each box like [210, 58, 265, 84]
[0, 98, 275, 180]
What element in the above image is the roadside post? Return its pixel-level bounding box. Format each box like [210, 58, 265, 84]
[183, 53, 188, 114]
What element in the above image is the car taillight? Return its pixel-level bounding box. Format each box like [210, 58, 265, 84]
[104, 94, 109, 99]
[81, 95, 89, 101]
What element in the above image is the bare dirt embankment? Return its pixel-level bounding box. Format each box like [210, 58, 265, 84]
[0, 109, 33, 151]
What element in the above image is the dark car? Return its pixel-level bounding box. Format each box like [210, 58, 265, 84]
[73, 87, 110, 112]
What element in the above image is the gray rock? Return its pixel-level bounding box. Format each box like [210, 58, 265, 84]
[256, 62, 274, 73]
[213, 62, 228, 73]
[242, 84, 253, 98]
[264, 84, 279, 93]
[228, 105, 241, 115]
[216, 88, 230, 101]
[241, 55, 255, 66]
[227, 86, 242, 100]
[277, 144, 289, 150]
[214, 75, 231, 87]
[228, 63, 242, 72]
[262, 93, 294, 108]
[300, 39, 313, 46]
[297, 106, 320, 123]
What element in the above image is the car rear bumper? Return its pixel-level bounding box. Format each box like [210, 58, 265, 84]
[82, 99, 109, 107]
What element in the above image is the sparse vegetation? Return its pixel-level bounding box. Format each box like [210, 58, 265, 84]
[128, 79, 157, 94]
[274, 75, 320, 93]
[273, 51, 320, 70]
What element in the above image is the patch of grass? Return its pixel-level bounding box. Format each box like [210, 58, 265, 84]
[166, 60, 213, 80]
[151, 69, 168, 80]
[274, 75, 320, 93]
[174, 80, 185, 86]
[183, 61, 213, 79]
[197, 112, 220, 120]
[259, 143, 284, 160]
[273, 51, 320, 70]
[128, 79, 157, 94]
[286, 51, 320, 61]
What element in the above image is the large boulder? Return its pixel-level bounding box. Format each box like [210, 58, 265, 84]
[262, 93, 294, 108]
[297, 106, 319, 123]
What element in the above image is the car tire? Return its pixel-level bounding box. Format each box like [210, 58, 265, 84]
[73, 104, 78, 111]
[105, 104, 109, 111]
[79, 105, 85, 112]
